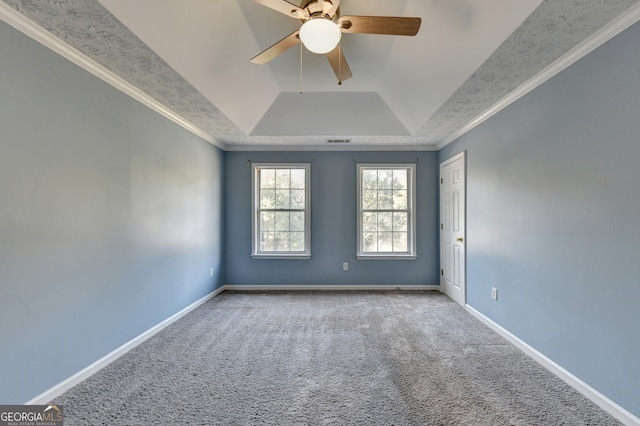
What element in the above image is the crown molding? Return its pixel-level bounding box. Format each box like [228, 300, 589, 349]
[0, 2, 226, 150]
[437, 3, 640, 150]
[226, 143, 439, 152]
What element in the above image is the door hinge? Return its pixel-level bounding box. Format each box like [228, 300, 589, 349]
[441, 269, 444, 276]
[440, 178, 443, 184]
[440, 223, 444, 230]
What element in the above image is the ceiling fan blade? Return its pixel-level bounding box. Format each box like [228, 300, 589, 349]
[251, 30, 301, 65]
[325, 0, 341, 17]
[254, 0, 308, 19]
[338, 16, 422, 36]
[326, 45, 352, 83]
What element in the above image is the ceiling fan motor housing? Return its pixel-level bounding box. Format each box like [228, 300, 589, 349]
[300, 0, 340, 22]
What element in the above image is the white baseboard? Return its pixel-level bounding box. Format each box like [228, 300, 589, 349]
[222, 284, 441, 291]
[466, 305, 640, 426]
[25, 287, 225, 405]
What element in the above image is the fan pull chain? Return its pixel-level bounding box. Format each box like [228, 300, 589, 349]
[338, 42, 342, 86]
[300, 41, 303, 94]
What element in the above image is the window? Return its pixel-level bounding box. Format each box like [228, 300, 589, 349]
[357, 164, 416, 259]
[252, 164, 311, 259]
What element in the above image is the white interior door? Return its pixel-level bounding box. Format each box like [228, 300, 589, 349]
[440, 153, 466, 307]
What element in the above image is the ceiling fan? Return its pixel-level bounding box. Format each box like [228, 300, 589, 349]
[250, 0, 421, 84]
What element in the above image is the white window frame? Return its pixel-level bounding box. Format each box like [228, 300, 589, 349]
[252, 163, 311, 259]
[357, 163, 417, 260]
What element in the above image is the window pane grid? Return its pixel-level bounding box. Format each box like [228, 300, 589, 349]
[358, 165, 415, 256]
[254, 165, 310, 257]
[360, 211, 409, 253]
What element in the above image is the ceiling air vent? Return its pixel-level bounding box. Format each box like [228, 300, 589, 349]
[326, 139, 351, 143]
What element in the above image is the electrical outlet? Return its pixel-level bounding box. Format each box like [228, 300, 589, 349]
[343, 262, 349, 271]
[210, 267, 214, 277]
[491, 287, 498, 301]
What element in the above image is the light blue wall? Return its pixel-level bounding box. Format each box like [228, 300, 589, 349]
[439, 21, 640, 417]
[0, 22, 225, 403]
[225, 151, 439, 285]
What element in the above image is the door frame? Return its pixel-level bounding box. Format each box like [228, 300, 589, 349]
[439, 151, 467, 307]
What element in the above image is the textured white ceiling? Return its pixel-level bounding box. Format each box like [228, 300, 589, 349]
[252, 92, 410, 136]
[2, 0, 640, 150]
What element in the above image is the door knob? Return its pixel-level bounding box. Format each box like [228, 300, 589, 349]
[456, 237, 464, 242]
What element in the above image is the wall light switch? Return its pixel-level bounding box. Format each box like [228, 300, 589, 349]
[491, 287, 498, 301]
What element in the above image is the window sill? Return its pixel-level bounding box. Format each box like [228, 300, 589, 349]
[357, 254, 417, 260]
[251, 254, 311, 260]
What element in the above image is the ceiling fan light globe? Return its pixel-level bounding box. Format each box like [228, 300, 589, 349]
[299, 18, 342, 54]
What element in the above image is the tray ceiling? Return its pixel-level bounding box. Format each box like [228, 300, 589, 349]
[1, 0, 639, 150]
